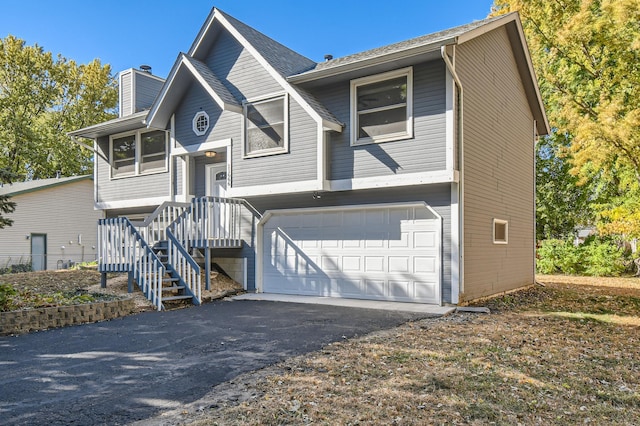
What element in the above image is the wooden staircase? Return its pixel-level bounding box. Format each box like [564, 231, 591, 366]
[152, 240, 196, 305]
[97, 197, 247, 310]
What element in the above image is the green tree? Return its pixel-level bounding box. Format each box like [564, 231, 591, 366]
[0, 168, 17, 229]
[0, 35, 117, 179]
[536, 133, 592, 240]
[492, 0, 640, 237]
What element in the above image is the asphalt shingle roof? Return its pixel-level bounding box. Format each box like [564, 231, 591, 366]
[0, 175, 91, 196]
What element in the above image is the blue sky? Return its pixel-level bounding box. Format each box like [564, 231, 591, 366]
[0, 0, 495, 78]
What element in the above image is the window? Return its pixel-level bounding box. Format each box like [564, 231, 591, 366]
[111, 134, 136, 177]
[192, 111, 209, 136]
[244, 95, 288, 157]
[109, 129, 168, 178]
[493, 219, 508, 244]
[351, 67, 413, 145]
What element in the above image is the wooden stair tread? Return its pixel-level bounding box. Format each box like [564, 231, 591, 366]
[162, 295, 193, 301]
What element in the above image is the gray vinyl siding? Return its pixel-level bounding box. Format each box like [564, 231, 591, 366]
[193, 154, 226, 197]
[204, 30, 281, 101]
[231, 98, 317, 187]
[243, 183, 453, 302]
[174, 82, 241, 148]
[95, 136, 170, 203]
[311, 60, 447, 181]
[0, 180, 102, 271]
[456, 26, 535, 301]
[135, 72, 163, 113]
[120, 71, 133, 117]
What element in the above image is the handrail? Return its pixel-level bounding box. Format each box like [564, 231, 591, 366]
[135, 201, 191, 248]
[166, 210, 202, 303]
[98, 217, 165, 310]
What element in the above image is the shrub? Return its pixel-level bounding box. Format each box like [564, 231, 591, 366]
[537, 237, 631, 276]
[581, 238, 629, 276]
[0, 283, 18, 311]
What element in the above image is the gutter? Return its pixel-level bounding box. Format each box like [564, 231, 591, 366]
[441, 44, 465, 304]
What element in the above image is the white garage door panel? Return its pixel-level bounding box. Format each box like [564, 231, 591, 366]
[262, 206, 441, 304]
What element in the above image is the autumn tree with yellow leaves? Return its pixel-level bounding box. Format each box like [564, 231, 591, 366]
[492, 0, 640, 242]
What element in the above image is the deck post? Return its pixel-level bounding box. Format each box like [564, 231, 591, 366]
[100, 272, 107, 289]
[128, 271, 134, 293]
[205, 246, 211, 291]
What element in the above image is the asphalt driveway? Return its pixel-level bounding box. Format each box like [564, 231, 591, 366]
[0, 299, 428, 425]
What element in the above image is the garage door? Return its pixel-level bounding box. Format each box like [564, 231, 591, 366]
[261, 204, 441, 304]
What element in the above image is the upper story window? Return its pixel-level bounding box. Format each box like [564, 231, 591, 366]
[192, 111, 209, 136]
[243, 94, 288, 158]
[110, 129, 168, 178]
[350, 67, 413, 146]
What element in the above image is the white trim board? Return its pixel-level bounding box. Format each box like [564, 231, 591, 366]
[227, 180, 321, 198]
[329, 170, 459, 192]
[95, 196, 171, 210]
[171, 138, 232, 156]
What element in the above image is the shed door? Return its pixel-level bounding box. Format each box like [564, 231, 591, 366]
[262, 205, 441, 304]
[31, 234, 47, 271]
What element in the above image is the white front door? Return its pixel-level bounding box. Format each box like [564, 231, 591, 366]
[205, 164, 227, 198]
[205, 163, 229, 236]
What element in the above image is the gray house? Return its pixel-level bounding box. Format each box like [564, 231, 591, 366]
[70, 8, 548, 310]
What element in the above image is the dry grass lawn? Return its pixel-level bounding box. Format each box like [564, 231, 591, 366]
[4, 271, 639, 424]
[147, 275, 640, 426]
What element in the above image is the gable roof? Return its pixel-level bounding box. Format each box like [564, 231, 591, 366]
[200, 10, 317, 78]
[146, 53, 242, 130]
[0, 175, 92, 197]
[149, 8, 342, 132]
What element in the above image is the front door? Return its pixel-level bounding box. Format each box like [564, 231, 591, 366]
[205, 163, 228, 237]
[205, 164, 227, 198]
[31, 234, 47, 271]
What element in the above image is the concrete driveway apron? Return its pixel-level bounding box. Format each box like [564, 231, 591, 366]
[0, 299, 430, 425]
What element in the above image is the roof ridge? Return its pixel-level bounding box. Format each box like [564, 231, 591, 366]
[300, 13, 510, 75]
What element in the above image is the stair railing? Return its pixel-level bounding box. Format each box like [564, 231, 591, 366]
[166, 210, 202, 303]
[132, 201, 191, 248]
[98, 217, 165, 310]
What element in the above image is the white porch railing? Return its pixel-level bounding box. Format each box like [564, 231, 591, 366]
[132, 201, 190, 248]
[98, 217, 165, 310]
[191, 196, 244, 248]
[97, 197, 246, 309]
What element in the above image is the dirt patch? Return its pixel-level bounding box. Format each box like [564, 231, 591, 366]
[140, 276, 640, 426]
[1, 269, 243, 314]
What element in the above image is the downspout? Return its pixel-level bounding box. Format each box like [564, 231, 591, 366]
[441, 45, 464, 303]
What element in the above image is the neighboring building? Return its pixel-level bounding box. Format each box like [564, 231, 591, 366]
[70, 8, 548, 309]
[0, 176, 102, 271]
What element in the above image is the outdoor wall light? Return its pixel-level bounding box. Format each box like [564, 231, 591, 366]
[204, 151, 217, 158]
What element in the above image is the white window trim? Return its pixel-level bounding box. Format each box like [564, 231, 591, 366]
[109, 129, 169, 180]
[350, 67, 413, 146]
[493, 218, 509, 244]
[242, 93, 289, 158]
[192, 110, 210, 136]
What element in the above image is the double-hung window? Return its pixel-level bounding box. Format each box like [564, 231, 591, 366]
[350, 67, 413, 145]
[244, 94, 288, 157]
[110, 129, 168, 178]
